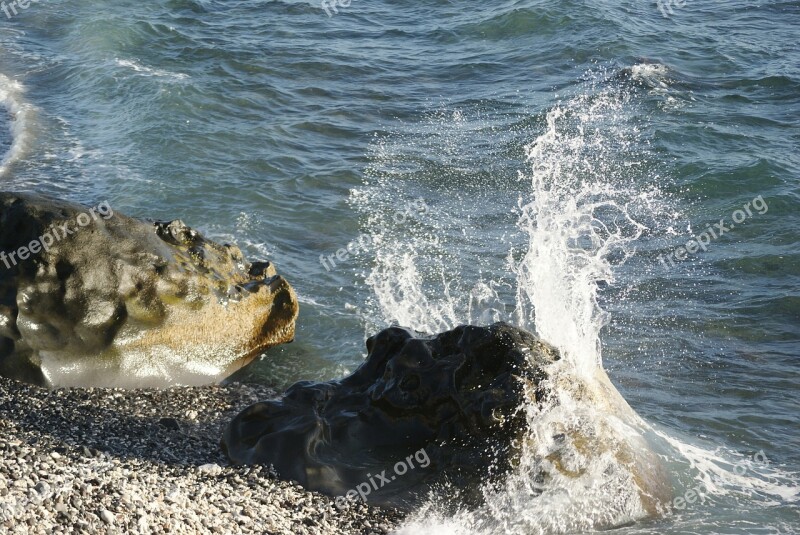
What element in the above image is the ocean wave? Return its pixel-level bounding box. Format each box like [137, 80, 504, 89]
[115, 58, 189, 81]
[354, 70, 681, 533]
[0, 73, 36, 178]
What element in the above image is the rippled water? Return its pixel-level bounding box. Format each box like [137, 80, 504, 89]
[1, 0, 798, 533]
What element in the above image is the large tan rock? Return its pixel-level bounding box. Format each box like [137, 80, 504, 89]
[0, 192, 298, 387]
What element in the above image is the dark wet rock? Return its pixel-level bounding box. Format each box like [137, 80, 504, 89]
[222, 322, 560, 509]
[0, 192, 299, 388]
[158, 417, 181, 431]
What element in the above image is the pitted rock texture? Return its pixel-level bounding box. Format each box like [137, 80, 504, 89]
[222, 322, 560, 509]
[0, 192, 299, 388]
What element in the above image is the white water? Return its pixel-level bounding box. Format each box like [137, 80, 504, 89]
[115, 58, 189, 81]
[353, 68, 799, 534]
[0, 72, 36, 178]
[512, 89, 659, 377]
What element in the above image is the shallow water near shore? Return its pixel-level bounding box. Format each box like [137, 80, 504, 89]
[1, 0, 799, 533]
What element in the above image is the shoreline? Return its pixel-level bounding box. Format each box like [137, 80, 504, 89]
[0, 376, 403, 534]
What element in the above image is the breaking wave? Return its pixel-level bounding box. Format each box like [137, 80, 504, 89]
[352, 67, 798, 533]
[0, 72, 36, 178]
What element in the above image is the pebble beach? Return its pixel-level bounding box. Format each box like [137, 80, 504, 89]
[1, 0, 798, 533]
[0, 377, 402, 534]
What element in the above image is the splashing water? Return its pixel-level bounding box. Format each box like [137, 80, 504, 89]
[353, 67, 798, 534]
[351, 106, 523, 336]
[350, 75, 669, 533]
[512, 87, 662, 378]
[0, 72, 37, 178]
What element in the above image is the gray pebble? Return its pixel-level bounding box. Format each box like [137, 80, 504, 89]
[34, 481, 50, 495]
[99, 509, 115, 524]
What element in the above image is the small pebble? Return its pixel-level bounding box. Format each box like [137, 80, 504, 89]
[99, 509, 114, 524]
[198, 463, 223, 475]
[34, 481, 51, 495]
[158, 417, 181, 431]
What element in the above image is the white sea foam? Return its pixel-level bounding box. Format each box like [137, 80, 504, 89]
[654, 429, 800, 506]
[628, 62, 688, 110]
[630, 62, 670, 88]
[352, 73, 696, 533]
[115, 58, 189, 81]
[0, 73, 37, 178]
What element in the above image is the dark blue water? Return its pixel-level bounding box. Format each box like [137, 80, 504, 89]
[1, 0, 798, 532]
